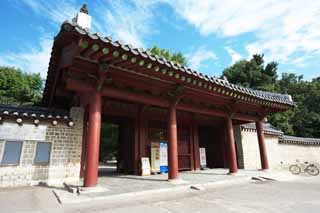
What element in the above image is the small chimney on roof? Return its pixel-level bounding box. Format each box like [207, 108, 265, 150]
[73, 4, 91, 31]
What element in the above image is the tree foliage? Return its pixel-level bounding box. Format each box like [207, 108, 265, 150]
[99, 123, 119, 161]
[222, 55, 320, 138]
[0, 66, 43, 106]
[269, 74, 320, 137]
[148, 45, 188, 66]
[222, 54, 278, 91]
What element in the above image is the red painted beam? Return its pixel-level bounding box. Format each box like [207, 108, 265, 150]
[66, 78, 170, 108]
[66, 79, 257, 122]
[178, 103, 228, 118]
[102, 88, 169, 108]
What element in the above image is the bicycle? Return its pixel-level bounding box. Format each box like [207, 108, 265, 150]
[289, 160, 319, 176]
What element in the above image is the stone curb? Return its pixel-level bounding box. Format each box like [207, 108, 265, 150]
[190, 177, 251, 190]
[54, 176, 251, 204]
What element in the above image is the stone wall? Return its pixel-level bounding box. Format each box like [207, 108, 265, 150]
[272, 143, 320, 168]
[241, 129, 262, 170]
[0, 107, 84, 187]
[241, 129, 320, 170]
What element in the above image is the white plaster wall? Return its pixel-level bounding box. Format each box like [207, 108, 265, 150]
[241, 129, 320, 170]
[241, 130, 261, 170]
[276, 144, 320, 168]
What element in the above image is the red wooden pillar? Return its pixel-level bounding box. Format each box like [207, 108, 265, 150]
[225, 116, 238, 174]
[256, 120, 269, 170]
[168, 104, 179, 180]
[84, 92, 102, 187]
[222, 127, 229, 169]
[80, 109, 89, 178]
[134, 113, 139, 175]
[80, 121, 87, 178]
[138, 106, 147, 158]
[134, 105, 146, 175]
[192, 120, 200, 170]
[189, 122, 195, 171]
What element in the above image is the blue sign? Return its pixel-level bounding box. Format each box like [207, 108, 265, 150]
[160, 141, 168, 173]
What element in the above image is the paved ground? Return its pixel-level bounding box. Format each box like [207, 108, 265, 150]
[86, 168, 268, 196]
[0, 170, 319, 213]
[60, 167, 298, 199]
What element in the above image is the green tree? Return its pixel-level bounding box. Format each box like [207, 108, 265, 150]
[0, 66, 43, 106]
[148, 45, 188, 66]
[99, 123, 119, 161]
[221, 54, 320, 138]
[269, 73, 320, 137]
[222, 54, 278, 91]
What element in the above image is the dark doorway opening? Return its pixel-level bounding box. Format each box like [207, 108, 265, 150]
[198, 122, 226, 169]
[99, 116, 135, 177]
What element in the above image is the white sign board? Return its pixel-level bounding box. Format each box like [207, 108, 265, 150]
[151, 142, 160, 173]
[199, 148, 207, 167]
[141, 157, 151, 176]
[160, 142, 168, 167]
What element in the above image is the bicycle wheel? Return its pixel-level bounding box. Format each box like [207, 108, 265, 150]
[306, 165, 320, 176]
[289, 165, 301, 175]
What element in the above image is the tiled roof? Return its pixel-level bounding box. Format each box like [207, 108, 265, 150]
[43, 21, 295, 108]
[279, 135, 320, 146]
[0, 105, 73, 126]
[241, 123, 320, 145]
[241, 122, 283, 136]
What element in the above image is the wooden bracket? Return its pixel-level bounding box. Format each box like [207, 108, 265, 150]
[224, 100, 240, 118]
[96, 79, 105, 91]
[99, 62, 110, 73]
[168, 85, 185, 106]
[257, 107, 269, 120]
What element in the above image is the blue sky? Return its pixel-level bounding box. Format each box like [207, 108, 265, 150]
[0, 0, 319, 80]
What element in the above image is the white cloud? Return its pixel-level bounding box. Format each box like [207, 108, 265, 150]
[7, 0, 163, 78]
[0, 36, 52, 79]
[19, 0, 164, 48]
[169, 0, 320, 66]
[20, 0, 78, 24]
[93, 0, 163, 48]
[225, 47, 242, 64]
[187, 46, 218, 70]
[0, 1, 77, 79]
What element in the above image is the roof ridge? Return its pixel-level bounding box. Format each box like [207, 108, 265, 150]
[0, 104, 69, 114]
[281, 135, 320, 141]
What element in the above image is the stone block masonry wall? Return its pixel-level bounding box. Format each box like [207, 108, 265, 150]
[0, 107, 84, 187]
[241, 129, 320, 170]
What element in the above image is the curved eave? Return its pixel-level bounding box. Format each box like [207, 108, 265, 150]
[42, 21, 296, 110]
